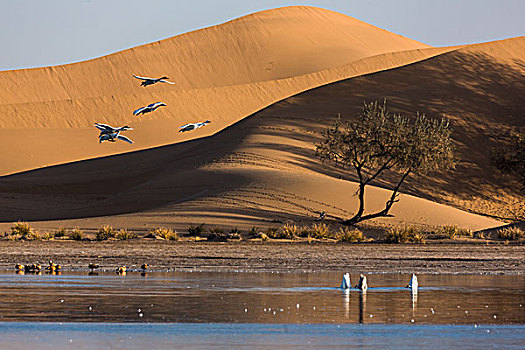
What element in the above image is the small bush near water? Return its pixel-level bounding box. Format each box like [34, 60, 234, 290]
[308, 223, 331, 239]
[497, 226, 524, 240]
[54, 228, 67, 238]
[228, 228, 242, 240]
[207, 227, 228, 241]
[386, 226, 425, 243]
[150, 228, 179, 241]
[10, 222, 34, 239]
[280, 224, 299, 239]
[439, 225, 472, 239]
[96, 225, 116, 241]
[115, 229, 137, 240]
[69, 228, 84, 241]
[336, 228, 366, 242]
[187, 224, 205, 236]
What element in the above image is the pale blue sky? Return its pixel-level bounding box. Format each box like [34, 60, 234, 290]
[1, 0, 523, 71]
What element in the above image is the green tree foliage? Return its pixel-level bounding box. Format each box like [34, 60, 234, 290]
[491, 130, 525, 189]
[316, 100, 456, 225]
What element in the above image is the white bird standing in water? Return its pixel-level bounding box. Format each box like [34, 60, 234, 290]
[179, 120, 211, 132]
[94, 123, 134, 144]
[133, 75, 175, 87]
[340, 273, 351, 290]
[406, 274, 418, 293]
[356, 274, 368, 291]
[133, 102, 166, 116]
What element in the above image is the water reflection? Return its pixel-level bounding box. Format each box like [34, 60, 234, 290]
[359, 292, 366, 324]
[0, 271, 522, 324]
[412, 292, 418, 311]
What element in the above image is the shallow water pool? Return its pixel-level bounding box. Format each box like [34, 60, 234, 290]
[0, 271, 523, 348]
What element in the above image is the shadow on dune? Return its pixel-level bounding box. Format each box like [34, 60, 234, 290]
[0, 122, 254, 221]
[244, 48, 525, 220]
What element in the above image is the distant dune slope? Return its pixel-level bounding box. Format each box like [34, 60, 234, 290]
[0, 6, 522, 231]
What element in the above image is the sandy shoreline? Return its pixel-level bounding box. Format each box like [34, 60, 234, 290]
[1, 241, 523, 275]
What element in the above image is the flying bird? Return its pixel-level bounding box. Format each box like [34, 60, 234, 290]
[133, 75, 175, 87]
[179, 120, 211, 133]
[94, 123, 134, 144]
[133, 102, 166, 116]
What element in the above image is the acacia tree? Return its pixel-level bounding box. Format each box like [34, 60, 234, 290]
[316, 100, 456, 225]
[490, 130, 525, 190]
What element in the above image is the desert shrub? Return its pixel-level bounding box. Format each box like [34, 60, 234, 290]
[96, 225, 116, 241]
[308, 223, 330, 239]
[249, 227, 260, 237]
[115, 229, 136, 240]
[280, 224, 299, 239]
[41, 232, 54, 240]
[386, 227, 408, 243]
[228, 228, 242, 240]
[297, 226, 311, 238]
[473, 231, 486, 239]
[497, 227, 524, 240]
[207, 227, 227, 241]
[490, 130, 525, 189]
[69, 228, 84, 241]
[10, 222, 34, 239]
[386, 226, 425, 243]
[54, 227, 67, 238]
[336, 228, 366, 242]
[408, 230, 425, 243]
[187, 224, 205, 236]
[150, 227, 179, 241]
[439, 225, 472, 239]
[27, 231, 42, 240]
[265, 227, 280, 239]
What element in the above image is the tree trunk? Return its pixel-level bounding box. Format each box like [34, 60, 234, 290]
[341, 169, 411, 225]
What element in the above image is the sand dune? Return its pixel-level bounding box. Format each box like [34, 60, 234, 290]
[0, 6, 522, 233]
[0, 6, 442, 176]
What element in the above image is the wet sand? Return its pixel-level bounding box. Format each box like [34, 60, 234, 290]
[0, 241, 522, 274]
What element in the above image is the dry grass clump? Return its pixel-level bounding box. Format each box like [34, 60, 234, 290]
[264, 227, 281, 239]
[69, 228, 84, 241]
[439, 225, 472, 239]
[40, 232, 54, 240]
[187, 224, 205, 236]
[336, 228, 366, 242]
[497, 226, 524, 240]
[115, 229, 137, 240]
[308, 223, 330, 239]
[280, 224, 299, 238]
[6, 222, 55, 241]
[54, 228, 67, 238]
[96, 225, 116, 241]
[228, 228, 242, 240]
[265, 224, 300, 239]
[150, 228, 179, 241]
[249, 227, 259, 237]
[386, 226, 425, 243]
[248, 227, 268, 241]
[208, 227, 228, 241]
[10, 222, 34, 239]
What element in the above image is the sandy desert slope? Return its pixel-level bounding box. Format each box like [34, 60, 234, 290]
[0, 6, 522, 232]
[0, 6, 441, 175]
